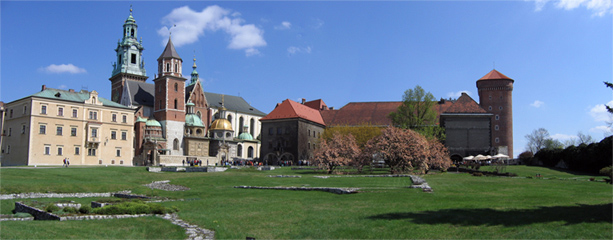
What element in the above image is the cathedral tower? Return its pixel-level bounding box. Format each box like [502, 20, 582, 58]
[109, 7, 148, 103]
[153, 36, 187, 155]
[476, 69, 514, 157]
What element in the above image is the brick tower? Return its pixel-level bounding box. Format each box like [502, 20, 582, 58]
[153, 36, 186, 155]
[476, 69, 514, 157]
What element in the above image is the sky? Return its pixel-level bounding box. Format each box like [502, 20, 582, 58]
[1, 0, 612, 157]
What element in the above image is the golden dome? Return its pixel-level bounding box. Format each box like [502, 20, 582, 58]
[210, 119, 233, 131]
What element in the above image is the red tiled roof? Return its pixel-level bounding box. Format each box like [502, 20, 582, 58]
[478, 69, 512, 81]
[260, 99, 326, 126]
[304, 99, 328, 111]
[443, 93, 487, 113]
[321, 101, 455, 126]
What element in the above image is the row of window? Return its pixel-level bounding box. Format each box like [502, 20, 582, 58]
[43, 145, 122, 157]
[39, 105, 128, 123]
[38, 125, 127, 140]
[236, 145, 255, 158]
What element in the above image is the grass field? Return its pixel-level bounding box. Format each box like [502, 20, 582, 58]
[1, 165, 611, 239]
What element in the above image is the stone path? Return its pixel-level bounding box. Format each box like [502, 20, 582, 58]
[162, 213, 215, 240]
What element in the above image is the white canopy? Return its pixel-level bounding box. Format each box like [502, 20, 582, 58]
[474, 154, 488, 161]
[463, 155, 474, 160]
[492, 153, 510, 159]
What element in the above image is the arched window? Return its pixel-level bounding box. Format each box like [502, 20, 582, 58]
[174, 83, 178, 92]
[173, 138, 179, 150]
[250, 118, 255, 136]
[174, 99, 178, 109]
[174, 64, 178, 72]
[227, 114, 232, 124]
[248, 146, 254, 158]
[166, 63, 170, 72]
[197, 111, 202, 119]
[239, 117, 244, 133]
[130, 29, 134, 37]
[237, 145, 243, 157]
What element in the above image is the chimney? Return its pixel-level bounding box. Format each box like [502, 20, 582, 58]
[301, 98, 306, 104]
[41, 85, 46, 91]
[69, 89, 75, 93]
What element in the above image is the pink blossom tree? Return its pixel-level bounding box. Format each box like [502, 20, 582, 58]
[364, 127, 428, 174]
[313, 132, 361, 174]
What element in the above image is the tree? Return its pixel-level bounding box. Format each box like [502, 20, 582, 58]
[312, 132, 360, 174]
[543, 138, 564, 150]
[525, 128, 550, 154]
[388, 85, 445, 141]
[605, 82, 613, 114]
[364, 127, 428, 174]
[321, 124, 383, 173]
[577, 131, 595, 145]
[423, 138, 452, 173]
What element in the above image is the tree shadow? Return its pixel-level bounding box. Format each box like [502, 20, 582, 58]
[367, 203, 612, 226]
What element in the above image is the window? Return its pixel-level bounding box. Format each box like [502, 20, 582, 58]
[495, 115, 500, 120]
[131, 53, 136, 64]
[308, 130, 311, 136]
[269, 128, 273, 135]
[23, 105, 27, 114]
[308, 142, 311, 149]
[9, 109, 13, 118]
[488, 106, 492, 111]
[8, 128, 11, 136]
[88, 148, 97, 156]
[91, 128, 98, 138]
[57, 147, 63, 156]
[72, 109, 78, 118]
[75, 147, 80, 155]
[44, 145, 50, 155]
[122, 115, 127, 123]
[131, 28, 134, 37]
[237, 145, 243, 157]
[499, 106, 503, 110]
[58, 107, 64, 116]
[112, 114, 117, 122]
[111, 131, 117, 140]
[174, 64, 178, 72]
[56, 126, 63, 135]
[112, 160, 116, 164]
[71, 127, 77, 136]
[120, 160, 124, 165]
[174, 99, 178, 109]
[250, 119, 255, 136]
[174, 83, 178, 92]
[173, 139, 179, 150]
[39, 125, 46, 134]
[21, 125, 26, 134]
[89, 111, 97, 120]
[121, 131, 127, 140]
[495, 137, 500, 143]
[277, 127, 282, 135]
[227, 115, 232, 123]
[41, 105, 47, 114]
[166, 63, 170, 72]
[116, 148, 121, 157]
[248, 147, 254, 158]
[495, 125, 499, 131]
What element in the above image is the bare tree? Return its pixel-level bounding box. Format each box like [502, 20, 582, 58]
[525, 128, 550, 154]
[577, 131, 595, 145]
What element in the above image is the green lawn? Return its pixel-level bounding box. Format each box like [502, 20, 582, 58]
[1, 166, 611, 239]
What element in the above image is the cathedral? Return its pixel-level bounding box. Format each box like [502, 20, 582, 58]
[110, 8, 265, 166]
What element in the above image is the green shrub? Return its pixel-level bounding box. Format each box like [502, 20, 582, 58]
[599, 166, 612, 178]
[45, 204, 60, 213]
[79, 205, 92, 214]
[63, 207, 78, 213]
[472, 172, 483, 177]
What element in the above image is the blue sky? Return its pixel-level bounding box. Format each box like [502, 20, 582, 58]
[1, 1, 611, 157]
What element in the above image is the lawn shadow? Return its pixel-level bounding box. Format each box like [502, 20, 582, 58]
[368, 203, 612, 226]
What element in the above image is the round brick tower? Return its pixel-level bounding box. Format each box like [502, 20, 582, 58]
[476, 69, 514, 157]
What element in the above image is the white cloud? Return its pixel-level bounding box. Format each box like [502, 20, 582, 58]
[39, 64, 86, 74]
[311, 18, 324, 29]
[530, 100, 545, 108]
[589, 101, 613, 122]
[58, 85, 68, 90]
[528, 0, 613, 16]
[590, 125, 613, 136]
[275, 21, 292, 30]
[158, 5, 266, 56]
[287, 46, 312, 55]
[551, 133, 575, 141]
[446, 90, 472, 99]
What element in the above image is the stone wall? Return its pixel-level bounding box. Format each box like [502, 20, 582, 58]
[14, 202, 60, 220]
[234, 186, 359, 194]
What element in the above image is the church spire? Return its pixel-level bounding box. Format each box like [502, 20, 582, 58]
[190, 55, 199, 85]
[109, 6, 148, 103]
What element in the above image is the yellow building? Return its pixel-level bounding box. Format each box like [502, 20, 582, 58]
[1, 86, 135, 166]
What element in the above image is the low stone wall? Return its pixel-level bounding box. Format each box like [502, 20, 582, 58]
[258, 166, 276, 171]
[147, 166, 228, 173]
[56, 203, 81, 209]
[14, 202, 60, 220]
[60, 214, 152, 221]
[268, 175, 301, 178]
[1, 192, 115, 200]
[113, 193, 150, 199]
[234, 186, 359, 194]
[0, 217, 34, 221]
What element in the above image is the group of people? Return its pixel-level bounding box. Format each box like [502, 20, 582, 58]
[62, 158, 70, 167]
[183, 159, 203, 166]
